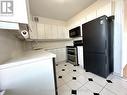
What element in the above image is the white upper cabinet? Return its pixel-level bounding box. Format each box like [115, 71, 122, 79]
[29, 21, 38, 39]
[0, 0, 28, 23]
[57, 25, 63, 39]
[86, 11, 97, 22]
[37, 23, 45, 39]
[97, 3, 112, 17]
[45, 24, 52, 39]
[62, 26, 69, 39]
[51, 24, 58, 39]
[34, 22, 69, 40]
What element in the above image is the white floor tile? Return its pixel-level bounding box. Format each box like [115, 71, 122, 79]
[57, 69, 70, 76]
[93, 75, 108, 87]
[84, 81, 103, 93]
[100, 88, 116, 95]
[58, 84, 71, 95]
[78, 86, 93, 95]
[69, 72, 81, 77]
[105, 81, 127, 95]
[57, 76, 65, 88]
[62, 74, 73, 83]
[81, 72, 96, 79]
[66, 80, 83, 90]
[77, 75, 88, 84]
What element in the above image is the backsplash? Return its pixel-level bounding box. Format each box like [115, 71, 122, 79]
[0, 29, 24, 64]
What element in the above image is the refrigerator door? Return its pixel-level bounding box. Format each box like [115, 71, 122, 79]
[82, 16, 109, 78]
[83, 16, 108, 53]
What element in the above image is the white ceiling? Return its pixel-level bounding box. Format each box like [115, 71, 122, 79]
[29, 0, 97, 21]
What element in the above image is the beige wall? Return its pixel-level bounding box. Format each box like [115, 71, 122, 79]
[0, 29, 24, 65]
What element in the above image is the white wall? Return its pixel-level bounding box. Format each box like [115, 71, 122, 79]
[0, 29, 24, 65]
[114, 0, 124, 75]
[122, 0, 127, 76]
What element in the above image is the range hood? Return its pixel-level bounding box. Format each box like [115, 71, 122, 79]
[0, 21, 19, 30]
[0, 21, 31, 40]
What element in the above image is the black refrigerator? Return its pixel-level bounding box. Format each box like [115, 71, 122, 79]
[82, 15, 114, 78]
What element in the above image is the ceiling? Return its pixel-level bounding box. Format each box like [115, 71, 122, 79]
[29, 0, 97, 21]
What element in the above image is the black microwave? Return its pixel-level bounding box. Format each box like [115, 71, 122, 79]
[69, 26, 81, 38]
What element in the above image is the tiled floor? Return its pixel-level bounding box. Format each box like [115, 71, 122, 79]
[56, 62, 127, 95]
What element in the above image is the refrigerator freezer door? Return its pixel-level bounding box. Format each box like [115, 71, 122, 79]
[85, 53, 109, 78]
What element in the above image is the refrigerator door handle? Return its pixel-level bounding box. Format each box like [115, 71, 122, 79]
[105, 40, 108, 54]
[105, 40, 107, 49]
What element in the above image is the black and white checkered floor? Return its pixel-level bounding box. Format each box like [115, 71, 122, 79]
[56, 62, 127, 95]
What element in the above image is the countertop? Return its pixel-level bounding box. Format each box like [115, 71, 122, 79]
[0, 50, 56, 70]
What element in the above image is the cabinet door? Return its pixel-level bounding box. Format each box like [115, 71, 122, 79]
[45, 24, 52, 39]
[86, 11, 97, 22]
[37, 23, 45, 39]
[0, 0, 28, 23]
[29, 21, 38, 39]
[62, 26, 69, 39]
[57, 25, 63, 39]
[51, 25, 58, 39]
[97, 3, 112, 17]
[60, 48, 66, 61]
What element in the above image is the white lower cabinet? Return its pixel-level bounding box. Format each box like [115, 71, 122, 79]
[0, 59, 56, 95]
[46, 48, 66, 63]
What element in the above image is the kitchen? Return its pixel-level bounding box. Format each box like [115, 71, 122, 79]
[0, 0, 127, 95]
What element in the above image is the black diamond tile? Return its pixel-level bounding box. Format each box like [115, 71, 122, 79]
[58, 76, 62, 79]
[93, 93, 100, 95]
[62, 69, 65, 71]
[64, 65, 67, 66]
[73, 70, 76, 72]
[71, 90, 77, 94]
[72, 77, 76, 80]
[88, 78, 93, 81]
[106, 80, 113, 83]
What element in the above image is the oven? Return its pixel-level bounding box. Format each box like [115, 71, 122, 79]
[66, 46, 78, 66]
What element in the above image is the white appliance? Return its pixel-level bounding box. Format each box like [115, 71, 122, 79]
[77, 46, 84, 68]
[73, 40, 84, 68]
